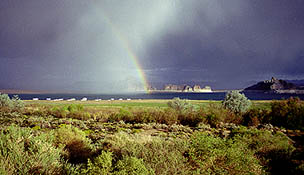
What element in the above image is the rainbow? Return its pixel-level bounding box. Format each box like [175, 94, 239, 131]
[101, 12, 150, 92]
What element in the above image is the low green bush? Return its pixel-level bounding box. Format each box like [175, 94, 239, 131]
[102, 132, 190, 175]
[82, 151, 113, 175]
[222, 91, 251, 114]
[0, 93, 24, 113]
[188, 132, 263, 174]
[230, 127, 296, 174]
[133, 110, 157, 124]
[204, 104, 233, 127]
[66, 104, 84, 112]
[167, 97, 192, 112]
[109, 108, 180, 125]
[153, 108, 179, 125]
[54, 125, 92, 163]
[178, 109, 204, 127]
[114, 156, 153, 175]
[115, 108, 134, 123]
[268, 97, 304, 130]
[48, 104, 91, 120]
[82, 150, 153, 175]
[242, 108, 270, 127]
[0, 125, 63, 174]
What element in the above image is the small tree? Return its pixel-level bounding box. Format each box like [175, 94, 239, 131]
[0, 93, 24, 112]
[222, 91, 251, 114]
[0, 93, 13, 109]
[167, 97, 189, 112]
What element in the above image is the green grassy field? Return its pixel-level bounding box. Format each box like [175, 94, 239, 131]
[25, 99, 272, 109]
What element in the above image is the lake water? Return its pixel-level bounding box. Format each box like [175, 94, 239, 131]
[8, 92, 304, 101]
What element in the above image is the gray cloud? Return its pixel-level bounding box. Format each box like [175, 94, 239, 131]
[142, 0, 304, 88]
[1, 0, 304, 92]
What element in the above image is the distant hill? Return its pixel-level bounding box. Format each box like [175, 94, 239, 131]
[286, 79, 304, 87]
[243, 77, 304, 94]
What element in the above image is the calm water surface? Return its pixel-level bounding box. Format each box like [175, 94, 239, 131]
[8, 92, 304, 101]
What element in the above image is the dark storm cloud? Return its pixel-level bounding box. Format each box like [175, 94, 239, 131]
[142, 0, 304, 89]
[0, 1, 90, 58]
[0, 0, 161, 92]
[1, 0, 304, 92]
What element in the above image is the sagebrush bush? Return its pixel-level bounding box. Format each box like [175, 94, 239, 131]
[48, 104, 91, 120]
[204, 104, 234, 127]
[0, 125, 63, 175]
[0, 93, 24, 112]
[111, 108, 134, 123]
[167, 97, 194, 112]
[11, 95, 24, 111]
[109, 108, 180, 125]
[54, 125, 92, 163]
[82, 151, 113, 175]
[222, 91, 251, 114]
[114, 156, 153, 175]
[102, 132, 190, 175]
[189, 132, 263, 174]
[268, 97, 304, 130]
[230, 127, 296, 174]
[178, 108, 205, 127]
[0, 93, 13, 111]
[242, 108, 270, 126]
[66, 104, 84, 112]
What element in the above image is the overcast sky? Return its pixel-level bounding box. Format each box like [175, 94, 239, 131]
[1, 0, 304, 92]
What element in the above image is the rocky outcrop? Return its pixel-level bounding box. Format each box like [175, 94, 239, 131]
[164, 84, 185, 91]
[183, 85, 193, 92]
[193, 85, 201, 92]
[163, 84, 212, 92]
[244, 77, 302, 93]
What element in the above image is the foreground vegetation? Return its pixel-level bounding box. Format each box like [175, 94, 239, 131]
[0, 92, 304, 174]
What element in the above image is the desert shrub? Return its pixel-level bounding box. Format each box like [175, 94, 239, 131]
[102, 132, 190, 175]
[11, 95, 24, 111]
[268, 97, 304, 130]
[154, 108, 179, 125]
[54, 125, 92, 163]
[81, 151, 113, 175]
[242, 108, 270, 126]
[0, 125, 63, 174]
[68, 111, 91, 120]
[49, 106, 69, 118]
[114, 156, 153, 175]
[49, 104, 91, 120]
[108, 105, 204, 126]
[0, 93, 24, 113]
[109, 108, 160, 124]
[222, 91, 251, 114]
[109, 108, 134, 123]
[167, 97, 194, 112]
[82, 151, 153, 175]
[133, 110, 157, 124]
[188, 132, 263, 174]
[230, 127, 296, 174]
[0, 93, 13, 112]
[178, 107, 205, 127]
[131, 108, 179, 125]
[66, 104, 84, 112]
[23, 105, 49, 117]
[204, 104, 235, 127]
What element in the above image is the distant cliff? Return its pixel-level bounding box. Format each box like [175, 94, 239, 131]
[243, 77, 304, 94]
[161, 84, 212, 92]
